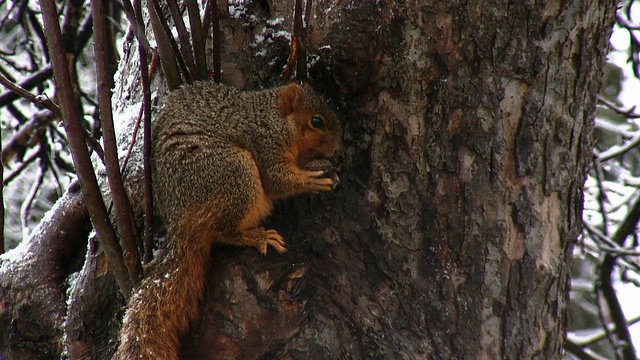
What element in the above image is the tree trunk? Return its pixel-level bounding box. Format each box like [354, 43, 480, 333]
[183, 1, 614, 358]
[0, 1, 615, 359]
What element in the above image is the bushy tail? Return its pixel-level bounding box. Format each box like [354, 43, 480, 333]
[114, 234, 211, 360]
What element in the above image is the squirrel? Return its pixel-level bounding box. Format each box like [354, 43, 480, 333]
[114, 81, 342, 359]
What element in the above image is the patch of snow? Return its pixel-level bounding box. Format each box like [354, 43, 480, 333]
[229, 4, 248, 19]
[0, 184, 77, 264]
[267, 17, 284, 26]
[250, 25, 291, 59]
[0, 234, 33, 265]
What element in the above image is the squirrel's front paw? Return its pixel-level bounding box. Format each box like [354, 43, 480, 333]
[303, 170, 339, 192]
[302, 159, 340, 192]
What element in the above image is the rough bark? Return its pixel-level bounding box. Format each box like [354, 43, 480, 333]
[182, 1, 614, 359]
[0, 183, 89, 359]
[0, 0, 615, 359]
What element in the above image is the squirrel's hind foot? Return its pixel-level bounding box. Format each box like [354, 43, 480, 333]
[227, 227, 287, 254]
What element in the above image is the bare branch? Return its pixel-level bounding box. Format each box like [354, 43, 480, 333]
[146, 0, 183, 89]
[204, 0, 221, 83]
[20, 157, 45, 239]
[186, 0, 207, 80]
[0, 65, 54, 109]
[0, 71, 61, 117]
[595, 288, 619, 360]
[596, 190, 640, 359]
[1, 113, 4, 254]
[597, 95, 640, 118]
[166, 0, 197, 79]
[149, 0, 192, 85]
[39, 0, 132, 296]
[3, 150, 39, 186]
[92, 0, 142, 286]
[294, 0, 307, 81]
[131, 0, 155, 264]
[591, 157, 609, 235]
[1, 110, 54, 166]
[119, 0, 152, 53]
[0, 181, 91, 356]
[564, 339, 609, 360]
[569, 315, 640, 347]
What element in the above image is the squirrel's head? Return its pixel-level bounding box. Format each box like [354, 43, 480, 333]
[277, 83, 343, 165]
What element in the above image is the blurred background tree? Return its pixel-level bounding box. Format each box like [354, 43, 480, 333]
[568, 1, 640, 359]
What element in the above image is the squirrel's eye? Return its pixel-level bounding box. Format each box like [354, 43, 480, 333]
[311, 116, 324, 129]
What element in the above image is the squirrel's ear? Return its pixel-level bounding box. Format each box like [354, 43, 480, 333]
[277, 83, 302, 117]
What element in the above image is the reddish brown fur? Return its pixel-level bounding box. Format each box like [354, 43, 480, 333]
[115, 82, 341, 359]
[277, 83, 302, 118]
[236, 146, 274, 233]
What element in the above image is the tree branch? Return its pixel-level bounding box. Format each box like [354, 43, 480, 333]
[1, 115, 4, 254]
[148, 0, 192, 85]
[186, 0, 207, 80]
[0, 71, 60, 117]
[38, 0, 132, 296]
[203, 0, 221, 82]
[0, 182, 91, 357]
[0, 66, 54, 109]
[597, 191, 640, 359]
[92, 0, 142, 286]
[166, 0, 197, 80]
[132, 0, 155, 264]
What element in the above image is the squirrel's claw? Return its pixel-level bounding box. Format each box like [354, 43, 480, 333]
[304, 170, 338, 192]
[261, 229, 287, 254]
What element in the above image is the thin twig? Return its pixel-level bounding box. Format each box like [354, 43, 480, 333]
[597, 190, 640, 360]
[132, 0, 155, 264]
[3, 150, 39, 186]
[294, 0, 307, 81]
[202, 0, 211, 34]
[4, 103, 28, 124]
[597, 95, 640, 118]
[147, 0, 187, 88]
[592, 157, 609, 235]
[210, 0, 221, 82]
[20, 156, 45, 240]
[584, 222, 640, 258]
[595, 287, 619, 360]
[120, 53, 158, 175]
[617, 8, 640, 33]
[0, 65, 54, 108]
[569, 315, 640, 347]
[186, 0, 207, 80]
[119, 0, 152, 53]
[166, 0, 197, 79]
[598, 130, 640, 162]
[41, 130, 64, 196]
[93, 0, 142, 286]
[75, 12, 94, 55]
[0, 71, 61, 117]
[1, 110, 54, 165]
[149, 0, 192, 84]
[564, 339, 609, 360]
[1, 114, 4, 254]
[27, 7, 50, 62]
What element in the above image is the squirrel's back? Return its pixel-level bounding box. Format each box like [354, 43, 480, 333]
[152, 82, 288, 147]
